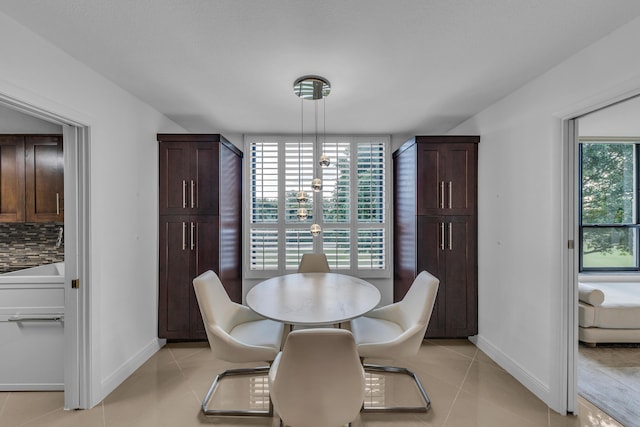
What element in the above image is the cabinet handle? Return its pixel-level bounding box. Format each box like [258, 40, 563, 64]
[190, 222, 195, 250]
[448, 181, 452, 209]
[440, 222, 445, 251]
[56, 193, 60, 215]
[440, 181, 445, 209]
[448, 222, 453, 251]
[182, 180, 187, 208]
[9, 315, 63, 322]
[191, 180, 195, 209]
[182, 222, 186, 250]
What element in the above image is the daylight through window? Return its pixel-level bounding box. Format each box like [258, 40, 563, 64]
[246, 135, 389, 277]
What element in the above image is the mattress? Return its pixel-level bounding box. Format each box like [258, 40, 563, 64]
[578, 282, 640, 329]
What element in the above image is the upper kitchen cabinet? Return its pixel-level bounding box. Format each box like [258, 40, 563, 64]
[158, 134, 234, 216]
[0, 135, 63, 223]
[412, 136, 478, 216]
[25, 136, 64, 223]
[0, 136, 26, 222]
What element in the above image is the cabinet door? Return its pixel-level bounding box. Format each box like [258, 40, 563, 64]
[158, 215, 193, 339]
[25, 136, 63, 223]
[159, 141, 219, 216]
[416, 144, 443, 215]
[190, 142, 219, 215]
[159, 142, 191, 215]
[417, 142, 477, 216]
[442, 215, 477, 337]
[444, 144, 477, 215]
[417, 216, 446, 337]
[418, 215, 477, 338]
[0, 136, 25, 222]
[189, 215, 219, 339]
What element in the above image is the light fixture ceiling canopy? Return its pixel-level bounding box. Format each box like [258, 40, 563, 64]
[293, 75, 331, 100]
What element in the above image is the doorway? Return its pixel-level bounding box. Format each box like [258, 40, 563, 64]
[565, 93, 640, 423]
[0, 95, 90, 409]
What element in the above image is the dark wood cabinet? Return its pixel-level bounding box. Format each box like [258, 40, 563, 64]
[0, 135, 63, 223]
[159, 139, 220, 216]
[25, 136, 64, 223]
[416, 141, 477, 216]
[157, 134, 242, 340]
[0, 136, 26, 222]
[394, 136, 479, 338]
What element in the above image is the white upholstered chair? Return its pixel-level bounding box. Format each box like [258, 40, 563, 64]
[297, 253, 330, 273]
[269, 328, 365, 427]
[193, 270, 285, 416]
[350, 270, 440, 412]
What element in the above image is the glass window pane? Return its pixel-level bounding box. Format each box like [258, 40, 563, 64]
[285, 141, 314, 223]
[323, 228, 351, 269]
[251, 142, 279, 223]
[357, 229, 385, 269]
[322, 139, 350, 223]
[581, 143, 636, 225]
[582, 227, 637, 268]
[250, 229, 279, 270]
[285, 229, 314, 270]
[357, 142, 385, 223]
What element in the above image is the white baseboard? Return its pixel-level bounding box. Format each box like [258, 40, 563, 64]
[470, 335, 555, 410]
[0, 383, 63, 391]
[97, 338, 165, 402]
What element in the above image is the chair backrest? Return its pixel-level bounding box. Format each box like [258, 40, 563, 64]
[270, 329, 365, 427]
[193, 270, 279, 363]
[394, 270, 440, 356]
[193, 270, 235, 332]
[298, 253, 330, 273]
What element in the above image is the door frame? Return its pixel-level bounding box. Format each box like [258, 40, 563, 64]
[560, 85, 640, 414]
[0, 94, 91, 409]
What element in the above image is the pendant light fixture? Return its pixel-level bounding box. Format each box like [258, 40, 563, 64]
[294, 75, 331, 236]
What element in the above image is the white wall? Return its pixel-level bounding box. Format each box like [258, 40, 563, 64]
[579, 95, 640, 136]
[447, 16, 640, 412]
[0, 12, 185, 407]
[0, 103, 62, 133]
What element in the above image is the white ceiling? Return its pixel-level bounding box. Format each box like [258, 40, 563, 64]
[2, 0, 640, 139]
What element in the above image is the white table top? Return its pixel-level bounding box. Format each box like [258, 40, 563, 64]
[246, 273, 381, 325]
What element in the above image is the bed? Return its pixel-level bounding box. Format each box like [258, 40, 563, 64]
[578, 282, 640, 345]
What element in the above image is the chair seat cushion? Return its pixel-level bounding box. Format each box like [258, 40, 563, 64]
[351, 316, 404, 345]
[230, 319, 284, 351]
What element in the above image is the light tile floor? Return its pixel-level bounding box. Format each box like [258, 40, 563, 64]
[0, 339, 623, 427]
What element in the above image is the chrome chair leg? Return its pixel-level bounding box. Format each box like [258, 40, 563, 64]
[362, 364, 431, 413]
[201, 366, 273, 417]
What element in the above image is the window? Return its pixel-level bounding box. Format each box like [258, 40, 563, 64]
[579, 138, 640, 271]
[245, 135, 390, 278]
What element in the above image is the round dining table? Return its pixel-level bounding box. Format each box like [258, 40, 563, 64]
[246, 272, 381, 326]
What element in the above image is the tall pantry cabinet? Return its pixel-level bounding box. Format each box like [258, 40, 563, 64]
[157, 134, 242, 340]
[393, 136, 479, 338]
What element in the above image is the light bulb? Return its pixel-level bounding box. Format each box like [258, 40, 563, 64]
[310, 224, 322, 236]
[311, 178, 322, 192]
[296, 191, 309, 203]
[319, 155, 330, 168]
[296, 207, 308, 220]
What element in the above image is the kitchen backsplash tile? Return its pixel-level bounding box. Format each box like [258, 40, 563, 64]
[0, 223, 64, 273]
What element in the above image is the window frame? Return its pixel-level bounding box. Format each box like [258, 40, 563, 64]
[579, 137, 640, 272]
[244, 134, 391, 279]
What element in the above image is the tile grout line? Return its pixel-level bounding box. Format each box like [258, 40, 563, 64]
[0, 392, 8, 421]
[167, 345, 208, 405]
[441, 346, 479, 427]
[101, 401, 107, 427]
